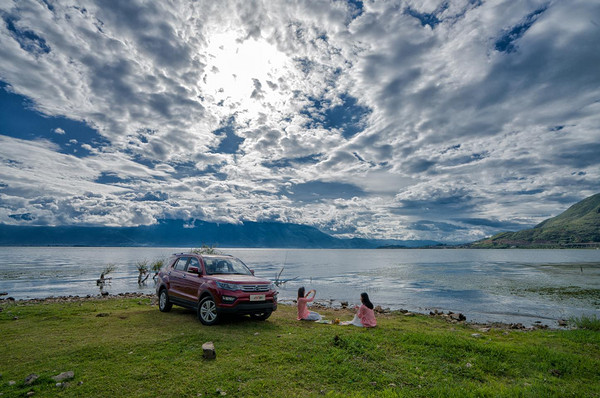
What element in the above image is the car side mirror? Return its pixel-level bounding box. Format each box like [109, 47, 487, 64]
[250, 269, 255, 275]
[188, 266, 199, 274]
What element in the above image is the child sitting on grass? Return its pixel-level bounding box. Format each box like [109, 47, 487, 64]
[341, 292, 377, 327]
[297, 286, 322, 321]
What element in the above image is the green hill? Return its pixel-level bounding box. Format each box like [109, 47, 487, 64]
[471, 193, 600, 248]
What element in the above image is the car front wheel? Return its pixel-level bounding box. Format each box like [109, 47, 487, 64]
[158, 289, 172, 312]
[198, 296, 219, 325]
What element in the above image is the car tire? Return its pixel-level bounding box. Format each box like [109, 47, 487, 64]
[250, 311, 272, 321]
[158, 289, 172, 312]
[198, 296, 219, 325]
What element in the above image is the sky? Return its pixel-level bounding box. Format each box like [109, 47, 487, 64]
[0, 0, 599, 243]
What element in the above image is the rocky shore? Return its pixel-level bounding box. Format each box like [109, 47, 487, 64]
[2, 292, 569, 331]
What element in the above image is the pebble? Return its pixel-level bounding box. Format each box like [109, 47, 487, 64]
[471, 333, 482, 338]
[24, 374, 39, 385]
[52, 371, 74, 382]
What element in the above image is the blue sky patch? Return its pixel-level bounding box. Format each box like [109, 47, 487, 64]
[495, 5, 548, 53]
[0, 82, 109, 157]
[301, 94, 370, 139]
[2, 15, 51, 55]
[213, 120, 244, 154]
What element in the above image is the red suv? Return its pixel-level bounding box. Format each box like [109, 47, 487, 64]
[156, 253, 277, 325]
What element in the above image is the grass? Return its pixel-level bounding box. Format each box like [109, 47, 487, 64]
[1, 297, 599, 397]
[569, 314, 600, 331]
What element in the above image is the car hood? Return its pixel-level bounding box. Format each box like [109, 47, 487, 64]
[205, 274, 271, 284]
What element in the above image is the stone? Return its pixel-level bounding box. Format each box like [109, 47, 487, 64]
[478, 327, 491, 333]
[52, 371, 74, 382]
[340, 301, 348, 308]
[471, 333, 482, 338]
[96, 313, 109, 317]
[449, 312, 466, 321]
[24, 374, 39, 385]
[202, 342, 216, 359]
[558, 319, 568, 327]
[8, 381, 16, 386]
[26, 392, 35, 396]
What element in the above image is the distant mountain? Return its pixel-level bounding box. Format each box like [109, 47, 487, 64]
[0, 219, 439, 248]
[469, 193, 600, 248]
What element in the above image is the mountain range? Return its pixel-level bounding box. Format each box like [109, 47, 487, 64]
[0, 219, 440, 248]
[469, 193, 600, 248]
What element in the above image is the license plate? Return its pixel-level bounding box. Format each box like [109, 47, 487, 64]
[250, 294, 265, 301]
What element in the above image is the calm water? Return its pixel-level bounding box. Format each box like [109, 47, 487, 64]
[1, 247, 599, 326]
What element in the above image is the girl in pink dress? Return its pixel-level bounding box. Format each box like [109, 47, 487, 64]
[344, 292, 376, 327]
[297, 286, 322, 321]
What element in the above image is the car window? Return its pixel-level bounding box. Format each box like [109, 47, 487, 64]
[187, 257, 200, 272]
[204, 257, 252, 275]
[174, 257, 189, 271]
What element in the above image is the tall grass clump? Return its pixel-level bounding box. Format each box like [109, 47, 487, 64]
[569, 314, 600, 331]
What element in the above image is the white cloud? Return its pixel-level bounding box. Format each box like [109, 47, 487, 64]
[0, 0, 598, 241]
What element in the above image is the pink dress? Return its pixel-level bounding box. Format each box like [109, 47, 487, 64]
[297, 296, 313, 320]
[357, 304, 377, 327]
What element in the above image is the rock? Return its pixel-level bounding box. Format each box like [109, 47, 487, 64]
[449, 312, 466, 321]
[558, 319, 568, 327]
[549, 369, 562, 377]
[388, 383, 397, 387]
[253, 332, 260, 336]
[202, 342, 216, 359]
[12, 316, 18, 321]
[52, 371, 74, 382]
[340, 301, 348, 309]
[9, 381, 16, 386]
[26, 392, 35, 397]
[96, 313, 109, 317]
[216, 388, 227, 396]
[478, 327, 491, 333]
[24, 374, 39, 385]
[0, 292, 7, 296]
[374, 305, 384, 313]
[403, 312, 414, 316]
[471, 333, 482, 338]
[466, 362, 473, 368]
[101, 291, 109, 296]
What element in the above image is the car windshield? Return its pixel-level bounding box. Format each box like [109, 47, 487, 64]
[204, 257, 252, 275]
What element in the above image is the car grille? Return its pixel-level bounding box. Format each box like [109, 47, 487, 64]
[241, 284, 270, 292]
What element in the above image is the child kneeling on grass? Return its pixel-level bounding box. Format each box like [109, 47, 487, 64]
[342, 292, 377, 327]
[297, 286, 322, 321]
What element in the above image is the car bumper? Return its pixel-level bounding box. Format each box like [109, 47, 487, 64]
[217, 301, 277, 314]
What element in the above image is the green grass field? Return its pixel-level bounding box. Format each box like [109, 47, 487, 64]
[1, 297, 599, 397]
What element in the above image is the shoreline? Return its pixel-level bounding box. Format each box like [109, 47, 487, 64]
[1, 292, 568, 331]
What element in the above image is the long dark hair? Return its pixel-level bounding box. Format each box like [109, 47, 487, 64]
[298, 286, 305, 298]
[361, 292, 374, 310]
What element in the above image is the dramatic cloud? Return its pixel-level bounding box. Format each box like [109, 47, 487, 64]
[0, 0, 599, 242]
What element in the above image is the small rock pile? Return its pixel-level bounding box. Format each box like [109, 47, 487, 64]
[429, 309, 466, 322]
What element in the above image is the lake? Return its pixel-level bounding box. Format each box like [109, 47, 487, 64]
[0, 247, 598, 326]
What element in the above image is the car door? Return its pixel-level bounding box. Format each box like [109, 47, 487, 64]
[180, 257, 202, 302]
[168, 257, 189, 301]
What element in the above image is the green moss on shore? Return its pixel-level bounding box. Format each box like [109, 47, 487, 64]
[1, 297, 599, 397]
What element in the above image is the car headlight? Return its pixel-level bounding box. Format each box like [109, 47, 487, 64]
[269, 282, 277, 291]
[216, 281, 241, 291]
